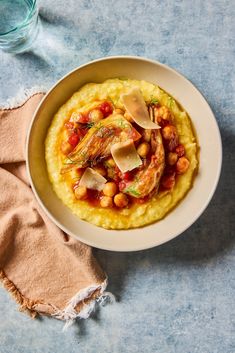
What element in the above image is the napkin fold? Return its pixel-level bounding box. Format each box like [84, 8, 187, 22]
[0, 92, 109, 329]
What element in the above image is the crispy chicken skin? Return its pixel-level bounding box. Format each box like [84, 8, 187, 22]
[123, 130, 165, 198]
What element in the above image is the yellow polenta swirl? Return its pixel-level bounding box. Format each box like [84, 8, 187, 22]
[45, 79, 198, 229]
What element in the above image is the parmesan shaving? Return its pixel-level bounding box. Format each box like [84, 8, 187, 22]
[111, 139, 142, 173]
[79, 168, 107, 191]
[121, 88, 160, 129]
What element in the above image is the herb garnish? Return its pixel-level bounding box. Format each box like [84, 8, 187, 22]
[63, 156, 78, 165]
[149, 95, 159, 104]
[149, 96, 159, 105]
[80, 122, 94, 129]
[124, 185, 141, 197]
[118, 118, 129, 129]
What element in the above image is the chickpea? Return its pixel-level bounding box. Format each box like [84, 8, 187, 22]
[167, 152, 178, 166]
[162, 125, 177, 140]
[74, 186, 88, 200]
[60, 141, 73, 155]
[93, 165, 107, 177]
[142, 129, 151, 142]
[106, 157, 116, 168]
[114, 108, 124, 115]
[137, 142, 150, 158]
[120, 131, 128, 139]
[100, 196, 113, 208]
[176, 157, 190, 174]
[124, 111, 134, 123]
[70, 111, 79, 121]
[155, 105, 172, 124]
[89, 109, 104, 122]
[107, 168, 115, 179]
[103, 182, 117, 197]
[114, 193, 129, 208]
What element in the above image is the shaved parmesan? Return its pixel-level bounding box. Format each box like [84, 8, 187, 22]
[111, 139, 142, 173]
[121, 88, 160, 129]
[79, 168, 107, 191]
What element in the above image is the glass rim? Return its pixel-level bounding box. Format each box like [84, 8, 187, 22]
[0, 0, 37, 36]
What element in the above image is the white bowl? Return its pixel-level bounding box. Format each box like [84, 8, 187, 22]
[26, 56, 222, 251]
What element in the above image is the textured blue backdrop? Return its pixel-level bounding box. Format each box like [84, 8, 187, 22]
[0, 0, 234, 352]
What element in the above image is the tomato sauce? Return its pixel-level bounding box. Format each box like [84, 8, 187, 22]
[63, 100, 189, 207]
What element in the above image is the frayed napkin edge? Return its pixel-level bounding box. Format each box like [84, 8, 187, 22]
[0, 269, 41, 318]
[53, 278, 115, 331]
[0, 269, 115, 330]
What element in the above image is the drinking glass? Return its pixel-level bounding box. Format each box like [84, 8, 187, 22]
[0, 0, 39, 53]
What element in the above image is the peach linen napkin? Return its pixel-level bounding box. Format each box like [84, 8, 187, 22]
[0, 92, 110, 329]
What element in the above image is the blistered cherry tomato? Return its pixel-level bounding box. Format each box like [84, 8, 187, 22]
[175, 144, 185, 157]
[68, 133, 79, 147]
[99, 101, 113, 117]
[78, 114, 89, 124]
[120, 171, 133, 181]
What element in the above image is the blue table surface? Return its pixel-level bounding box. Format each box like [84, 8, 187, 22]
[0, 0, 234, 352]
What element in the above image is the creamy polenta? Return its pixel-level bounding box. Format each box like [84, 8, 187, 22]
[45, 78, 198, 229]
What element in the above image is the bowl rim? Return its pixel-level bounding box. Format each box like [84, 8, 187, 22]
[26, 55, 222, 251]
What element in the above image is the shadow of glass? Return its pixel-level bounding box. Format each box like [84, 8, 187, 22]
[97, 126, 235, 296]
[17, 50, 51, 69]
[15, 16, 82, 70]
[39, 8, 75, 28]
